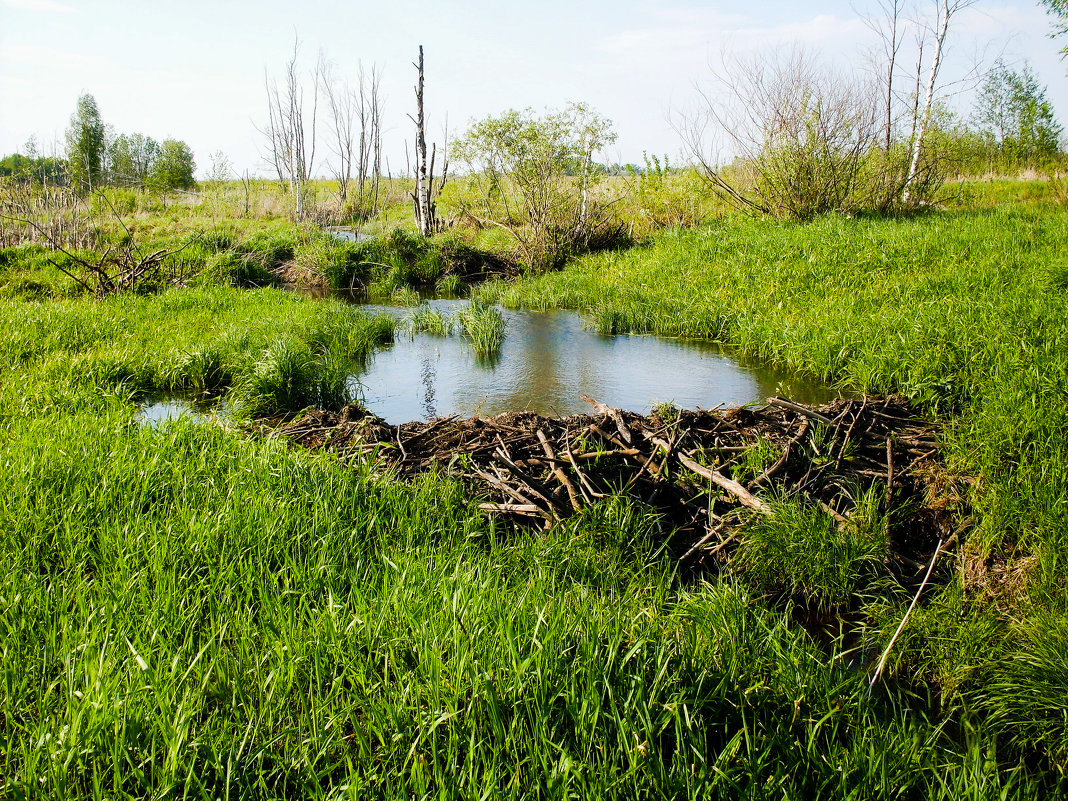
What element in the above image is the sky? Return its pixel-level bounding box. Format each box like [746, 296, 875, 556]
[0, 0, 1065, 178]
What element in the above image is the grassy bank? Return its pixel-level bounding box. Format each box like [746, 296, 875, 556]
[478, 199, 1068, 748]
[6, 404, 1036, 798]
[2, 184, 1067, 795]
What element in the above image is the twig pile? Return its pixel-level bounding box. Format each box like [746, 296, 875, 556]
[279, 395, 955, 570]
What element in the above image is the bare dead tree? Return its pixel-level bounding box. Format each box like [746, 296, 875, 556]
[258, 38, 320, 219]
[321, 58, 356, 204]
[361, 63, 384, 219]
[409, 46, 448, 236]
[862, 0, 910, 152]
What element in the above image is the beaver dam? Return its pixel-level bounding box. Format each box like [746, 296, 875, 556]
[278, 394, 960, 579]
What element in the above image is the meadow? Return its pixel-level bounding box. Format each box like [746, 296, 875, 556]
[0, 176, 1066, 798]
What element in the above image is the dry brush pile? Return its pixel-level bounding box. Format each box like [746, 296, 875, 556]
[277, 395, 962, 579]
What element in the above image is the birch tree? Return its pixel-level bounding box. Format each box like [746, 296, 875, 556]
[65, 94, 107, 194]
[409, 46, 447, 236]
[902, 0, 976, 203]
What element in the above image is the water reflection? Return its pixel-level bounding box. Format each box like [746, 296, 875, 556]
[136, 399, 204, 427]
[352, 301, 838, 424]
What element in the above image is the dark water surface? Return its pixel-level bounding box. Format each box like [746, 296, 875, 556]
[353, 300, 838, 424]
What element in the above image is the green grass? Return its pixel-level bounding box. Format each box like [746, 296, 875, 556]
[3, 181, 1068, 796]
[0, 409, 1050, 797]
[407, 303, 452, 337]
[477, 198, 1068, 753]
[0, 284, 395, 419]
[455, 299, 506, 359]
[736, 493, 889, 610]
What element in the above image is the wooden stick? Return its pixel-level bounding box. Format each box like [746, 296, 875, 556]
[679, 525, 724, 562]
[564, 438, 603, 501]
[884, 437, 895, 540]
[834, 396, 868, 469]
[818, 499, 852, 526]
[574, 447, 641, 459]
[579, 394, 633, 444]
[478, 502, 541, 516]
[767, 397, 833, 425]
[869, 538, 944, 690]
[472, 467, 548, 518]
[676, 451, 771, 515]
[491, 449, 564, 514]
[537, 429, 581, 513]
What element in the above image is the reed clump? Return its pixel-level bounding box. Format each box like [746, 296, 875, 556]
[407, 304, 451, 337]
[455, 299, 505, 357]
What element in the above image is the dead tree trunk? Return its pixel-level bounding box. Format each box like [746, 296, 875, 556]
[410, 46, 447, 236]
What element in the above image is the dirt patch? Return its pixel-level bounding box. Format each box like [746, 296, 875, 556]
[277, 395, 965, 574]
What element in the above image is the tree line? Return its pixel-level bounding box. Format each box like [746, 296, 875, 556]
[1, 93, 196, 193]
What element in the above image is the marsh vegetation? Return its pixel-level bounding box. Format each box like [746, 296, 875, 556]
[2, 34, 1068, 797]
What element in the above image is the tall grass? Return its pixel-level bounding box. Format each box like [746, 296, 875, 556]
[0, 285, 394, 419]
[3, 183, 1067, 794]
[407, 303, 452, 337]
[736, 493, 889, 610]
[0, 409, 1049, 796]
[455, 299, 506, 358]
[478, 199, 1068, 762]
[230, 337, 351, 417]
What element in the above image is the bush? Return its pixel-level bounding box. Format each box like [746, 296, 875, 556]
[452, 103, 625, 272]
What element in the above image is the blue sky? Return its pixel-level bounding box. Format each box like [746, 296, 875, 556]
[1, 0, 1065, 176]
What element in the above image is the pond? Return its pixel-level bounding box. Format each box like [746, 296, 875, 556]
[136, 396, 226, 427]
[351, 300, 838, 425]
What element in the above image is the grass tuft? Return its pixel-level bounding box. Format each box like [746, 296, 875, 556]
[455, 300, 505, 358]
[407, 304, 451, 337]
[734, 496, 889, 609]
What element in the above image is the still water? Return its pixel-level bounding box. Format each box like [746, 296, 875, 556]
[353, 300, 837, 425]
